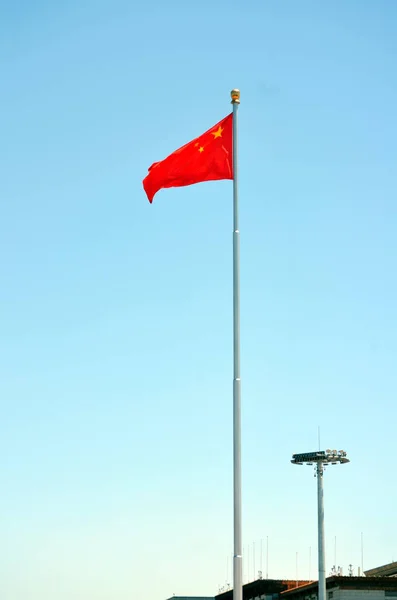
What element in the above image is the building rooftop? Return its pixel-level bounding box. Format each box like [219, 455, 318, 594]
[215, 579, 312, 600]
[165, 597, 214, 600]
[281, 576, 397, 598]
[365, 561, 397, 577]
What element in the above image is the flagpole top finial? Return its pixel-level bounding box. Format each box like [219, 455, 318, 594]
[230, 89, 240, 104]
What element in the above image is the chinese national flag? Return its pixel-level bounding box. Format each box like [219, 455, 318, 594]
[143, 113, 233, 203]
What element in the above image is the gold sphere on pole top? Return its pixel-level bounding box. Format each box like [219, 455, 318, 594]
[230, 89, 240, 104]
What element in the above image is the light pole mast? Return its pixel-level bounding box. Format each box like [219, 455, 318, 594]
[317, 460, 325, 600]
[291, 450, 350, 600]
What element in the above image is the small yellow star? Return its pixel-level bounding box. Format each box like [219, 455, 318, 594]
[198, 146, 204, 153]
[194, 143, 199, 147]
[211, 126, 223, 139]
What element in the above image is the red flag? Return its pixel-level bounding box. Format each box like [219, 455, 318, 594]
[143, 113, 233, 203]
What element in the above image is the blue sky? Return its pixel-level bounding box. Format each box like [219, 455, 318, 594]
[1, 1, 397, 599]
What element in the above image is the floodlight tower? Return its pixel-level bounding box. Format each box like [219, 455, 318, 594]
[291, 450, 349, 600]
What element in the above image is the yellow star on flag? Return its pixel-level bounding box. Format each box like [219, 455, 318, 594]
[211, 126, 224, 139]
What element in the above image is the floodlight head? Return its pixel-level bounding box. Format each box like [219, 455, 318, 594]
[291, 449, 350, 466]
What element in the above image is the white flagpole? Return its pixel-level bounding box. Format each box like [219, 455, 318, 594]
[231, 88, 242, 600]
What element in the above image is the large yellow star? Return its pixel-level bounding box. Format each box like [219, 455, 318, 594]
[211, 126, 223, 139]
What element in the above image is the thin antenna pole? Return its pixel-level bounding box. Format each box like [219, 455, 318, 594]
[231, 87, 242, 600]
[266, 536, 269, 579]
[296, 551, 298, 586]
[248, 544, 250, 583]
[318, 426, 321, 450]
[361, 532, 364, 573]
[261, 539, 263, 575]
[334, 536, 336, 568]
[253, 541, 256, 580]
[309, 546, 311, 581]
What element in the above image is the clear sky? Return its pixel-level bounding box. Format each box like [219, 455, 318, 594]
[1, 1, 397, 599]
